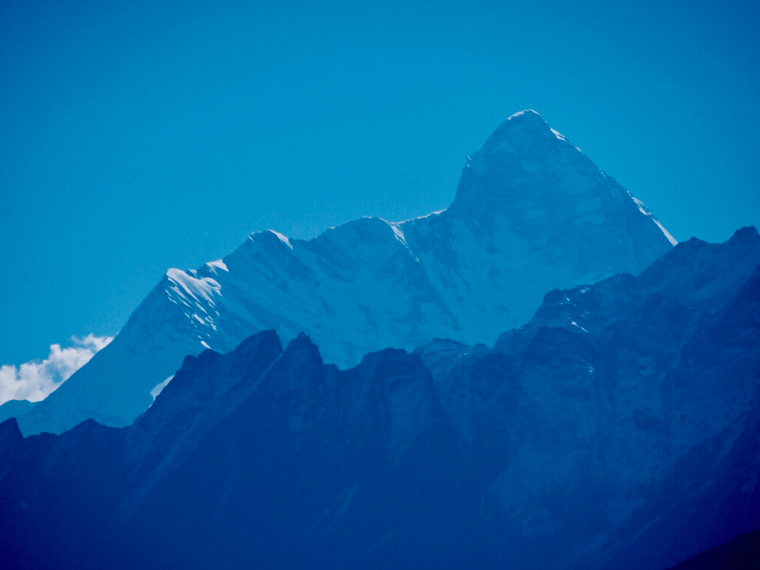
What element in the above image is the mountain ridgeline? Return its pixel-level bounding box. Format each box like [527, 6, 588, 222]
[5, 110, 675, 435]
[3, 110, 757, 569]
[1, 226, 758, 569]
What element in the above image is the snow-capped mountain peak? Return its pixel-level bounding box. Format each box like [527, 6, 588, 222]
[9, 111, 676, 434]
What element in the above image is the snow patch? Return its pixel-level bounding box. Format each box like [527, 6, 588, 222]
[631, 196, 678, 246]
[166, 268, 222, 305]
[508, 109, 541, 120]
[207, 259, 228, 272]
[570, 320, 589, 333]
[268, 230, 294, 250]
[150, 375, 174, 401]
[550, 127, 568, 142]
[550, 127, 582, 151]
[388, 222, 407, 246]
[165, 269, 223, 334]
[395, 209, 447, 224]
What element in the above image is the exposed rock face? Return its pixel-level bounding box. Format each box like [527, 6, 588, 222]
[1, 227, 757, 570]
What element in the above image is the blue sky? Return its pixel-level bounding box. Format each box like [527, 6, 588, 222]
[2, 0, 759, 364]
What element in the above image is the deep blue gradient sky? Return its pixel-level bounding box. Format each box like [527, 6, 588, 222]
[2, 0, 759, 363]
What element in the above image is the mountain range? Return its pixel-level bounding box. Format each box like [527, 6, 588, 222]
[6, 109, 674, 435]
[1, 225, 757, 569]
[2, 110, 757, 569]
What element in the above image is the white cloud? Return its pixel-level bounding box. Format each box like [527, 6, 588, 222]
[0, 334, 114, 405]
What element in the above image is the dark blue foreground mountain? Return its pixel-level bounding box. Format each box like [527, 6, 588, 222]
[1, 227, 758, 569]
[667, 530, 760, 569]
